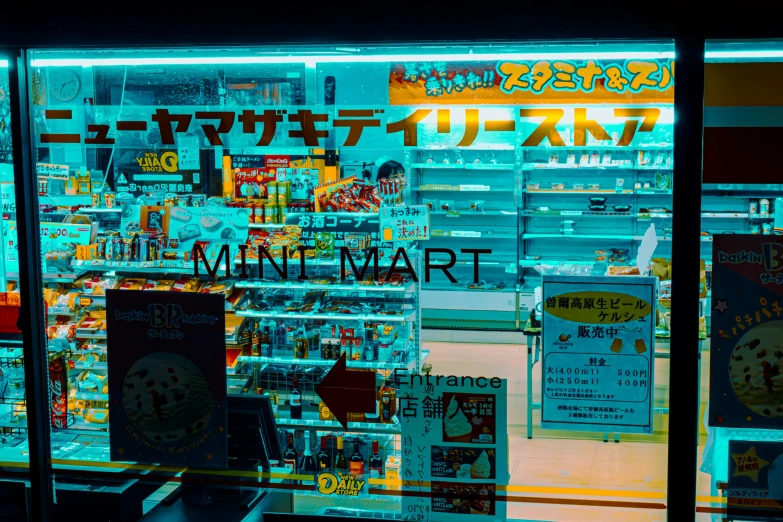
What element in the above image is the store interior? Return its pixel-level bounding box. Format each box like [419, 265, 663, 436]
[0, 42, 779, 521]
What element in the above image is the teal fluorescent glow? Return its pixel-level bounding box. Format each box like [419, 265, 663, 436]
[706, 50, 783, 59]
[30, 51, 674, 67]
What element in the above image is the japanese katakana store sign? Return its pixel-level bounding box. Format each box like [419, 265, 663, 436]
[541, 275, 656, 434]
[709, 235, 783, 429]
[380, 205, 430, 241]
[389, 59, 674, 105]
[726, 441, 783, 520]
[35, 105, 667, 150]
[395, 373, 508, 522]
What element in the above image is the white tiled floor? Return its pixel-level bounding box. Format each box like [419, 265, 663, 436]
[423, 340, 698, 522]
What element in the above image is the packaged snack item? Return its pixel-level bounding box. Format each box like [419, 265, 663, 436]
[439, 200, 454, 211]
[173, 276, 202, 292]
[104, 192, 116, 209]
[91, 192, 101, 208]
[422, 198, 435, 210]
[119, 278, 146, 290]
[469, 200, 485, 212]
[315, 232, 335, 260]
[200, 281, 235, 295]
[265, 203, 278, 224]
[84, 408, 109, 424]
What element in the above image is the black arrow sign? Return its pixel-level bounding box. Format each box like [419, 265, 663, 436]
[315, 352, 376, 428]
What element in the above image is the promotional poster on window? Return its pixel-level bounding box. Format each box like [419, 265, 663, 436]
[726, 440, 783, 520]
[107, 291, 228, 469]
[709, 235, 783, 429]
[398, 374, 508, 522]
[541, 275, 656, 434]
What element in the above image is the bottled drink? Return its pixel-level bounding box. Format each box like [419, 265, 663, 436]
[349, 440, 365, 477]
[300, 431, 317, 484]
[379, 379, 396, 424]
[369, 440, 383, 479]
[317, 436, 331, 471]
[334, 436, 348, 472]
[261, 325, 272, 356]
[283, 431, 297, 473]
[294, 327, 309, 359]
[251, 320, 261, 356]
[290, 376, 302, 420]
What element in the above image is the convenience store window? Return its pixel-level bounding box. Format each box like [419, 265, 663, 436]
[0, 54, 30, 503]
[698, 40, 783, 520]
[21, 42, 678, 521]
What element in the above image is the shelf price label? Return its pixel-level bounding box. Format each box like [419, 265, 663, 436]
[459, 184, 491, 192]
[450, 231, 481, 238]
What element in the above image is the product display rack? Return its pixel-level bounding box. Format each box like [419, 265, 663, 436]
[407, 146, 521, 331]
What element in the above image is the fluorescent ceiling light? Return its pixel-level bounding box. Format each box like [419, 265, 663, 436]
[0, 60, 7, 68]
[30, 51, 674, 67]
[705, 50, 783, 59]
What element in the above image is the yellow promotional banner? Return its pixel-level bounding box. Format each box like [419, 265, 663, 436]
[544, 291, 653, 324]
[389, 59, 674, 105]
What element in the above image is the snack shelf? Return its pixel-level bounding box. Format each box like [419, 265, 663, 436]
[237, 257, 410, 268]
[518, 258, 594, 267]
[273, 412, 401, 434]
[423, 281, 516, 293]
[236, 309, 417, 323]
[522, 233, 636, 241]
[7, 271, 87, 282]
[234, 280, 416, 293]
[236, 354, 418, 371]
[72, 261, 229, 275]
[74, 392, 109, 402]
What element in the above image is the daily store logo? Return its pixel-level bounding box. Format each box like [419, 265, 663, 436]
[135, 151, 178, 173]
[316, 471, 366, 497]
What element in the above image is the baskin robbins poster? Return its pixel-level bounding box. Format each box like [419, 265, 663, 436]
[710, 235, 783, 428]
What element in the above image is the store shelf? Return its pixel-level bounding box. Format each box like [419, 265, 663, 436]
[66, 417, 108, 431]
[8, 271, 87, 282]
[423, 281, 515, 293]
[74, 332, 107, 340]
[236, 309, 416, 323]
[74, 392, 109, 401]
[236, 354, 418, 371]
[431, 230, 516, 239]
[234, 280, 415, 294]
[429, 210, 518, 217]
[72, 362, 108, 371]
[411, 163, 515, 170]
[521, 210, 633, 218]
[415, 186, 514, 193]
[524, 189, 634, 195]
[519, 258, 594, 267]
[73, 261, 219, 275]
[273, 412, 401, 434]
[523, 163, 673, 171]
[76, 208, 122, 214]
[522, 233, 636, 240]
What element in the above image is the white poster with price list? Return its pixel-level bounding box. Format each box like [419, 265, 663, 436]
[541, 275, 656, 434]
[398, 373, 508, 522]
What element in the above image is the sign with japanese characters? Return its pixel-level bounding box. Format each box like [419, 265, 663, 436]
[284, 212, 383, 244]
[36, 163, 70, 180]
[115, 150, 201, 196]
[107, 290, 227, 469]
[710, 235, 783, 429]
[34, 105, 670, 150]
[726, 440, 783, 520]
[541, 275, 656, 434]
[395, 374, 508, 522]
[389, 59, 674, 105]
[380, 205, 430, 241]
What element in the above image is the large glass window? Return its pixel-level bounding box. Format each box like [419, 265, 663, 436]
[0, 54, 31, 515]
[23, 42, 676, 521]
[698, 40, 783, 521]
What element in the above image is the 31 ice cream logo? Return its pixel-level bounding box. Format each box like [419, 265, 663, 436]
[316, 472, 366, 497]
